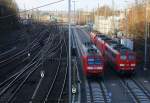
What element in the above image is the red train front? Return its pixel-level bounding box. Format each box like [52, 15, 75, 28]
[105, 43, 136, 74]
[81, 42, 104, 76]
[90, 32, 136, 74]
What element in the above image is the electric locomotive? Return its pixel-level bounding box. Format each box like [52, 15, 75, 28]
[74, 30, 104, 76]
[105, 40, 136, 74]
[90, 32, 136, 74]
[81, 42, 104, 76]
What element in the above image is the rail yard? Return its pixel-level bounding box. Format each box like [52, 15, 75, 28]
[0, 0, 150, 103]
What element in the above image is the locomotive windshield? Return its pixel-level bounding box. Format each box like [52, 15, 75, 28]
[88, 49, 97, 53]
[121, 55, 127, 60]
[97, 35, 106, 38]
[88, 58, 94, 65]
[120, 52, 127, 60]
[95, 59, 101, 64]
[88, 58, 101, 65]
[128, 54, 136, 60]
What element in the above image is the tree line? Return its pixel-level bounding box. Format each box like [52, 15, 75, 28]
[0, 0, 19, 33]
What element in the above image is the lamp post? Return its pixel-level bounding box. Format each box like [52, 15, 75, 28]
[124, 0, 128, 37]
[144, 0, 148, 70]
[68, 0, 72, 103]
[72, 1, 78, 24]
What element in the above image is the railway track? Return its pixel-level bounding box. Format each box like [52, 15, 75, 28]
[43, 38, 68, 103]
[0, 25, 46, 53]
[0, 24, 68, 103]
[21, 28, 68, 103]
[0, 28, 51, 86]
[120, 77, 150, 103]
[0, 47, 17, 61]
[0, 28, 49, 68]
[86, 79, 111, 103]
[0, 50, 42, 102]
[0, 34, 53, 102]
[0, 27, 54, 102]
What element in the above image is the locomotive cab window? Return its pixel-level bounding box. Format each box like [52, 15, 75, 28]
[128, 54, 135, 60]
[88, 49, 97, 54]
[120, 55, 127, 60]
[120, 50, 127, 60]
[88, 58, 94, 65]
[95, 59, 101, 65]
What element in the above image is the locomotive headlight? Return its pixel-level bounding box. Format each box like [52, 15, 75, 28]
[120, 64, 125, 66]
[97, 67, 102, 70]
[88, 67, 93, 70]
[131, 64, 136, 66]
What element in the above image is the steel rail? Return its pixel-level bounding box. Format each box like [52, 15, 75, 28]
[43, 43, 64, 103]
[120, 78, 150, 103]
[0, 29, 49, 67]
[7, 62, 42, 102]
[7, 30, 58, 102]
[58, 35, 69, 103]
[131, 78, 150, 100]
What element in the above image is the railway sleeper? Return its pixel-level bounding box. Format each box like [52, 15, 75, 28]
[125, 80, 150, 103]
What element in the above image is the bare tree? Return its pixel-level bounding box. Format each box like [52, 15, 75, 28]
[0, 0, 19, 32]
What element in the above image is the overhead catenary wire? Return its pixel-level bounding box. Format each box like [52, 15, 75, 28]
[0, 0, 64, 19]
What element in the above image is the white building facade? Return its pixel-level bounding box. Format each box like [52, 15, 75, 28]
[94, 16, 120, 34]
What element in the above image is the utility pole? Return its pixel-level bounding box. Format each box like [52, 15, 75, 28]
[98, 3, 100, 32]
[72, 1, 77, 24]
[112, 0, 115, 34]
[93, 9, 95, 24]
[24, 4, 26, 19]
[24, 4, 30, 57]
[68, 0, 72, 103]
[144, 0, 148, 70]
[125, 0, 128, 37]
[78, 10, 80, 25]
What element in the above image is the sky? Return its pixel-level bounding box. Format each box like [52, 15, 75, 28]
[15, 0, 135, 11]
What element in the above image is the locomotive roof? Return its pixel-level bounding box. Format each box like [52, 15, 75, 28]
[96, 34, 107, 38]
[106, 40, 118, 48]
[98, 35, 111, 41]
[83, 42, 101, 56]
[105, 39, 118, 44]
[95, 33, 133, 54]
[105, 38, 132, 54]
[113, 44, 132, 53]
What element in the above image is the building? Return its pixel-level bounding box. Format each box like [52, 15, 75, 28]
[94, 15, 120, 34]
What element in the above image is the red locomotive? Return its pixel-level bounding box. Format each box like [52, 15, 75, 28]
[89, 32, 97, 44]
[90, 32, 136, 74]
[73, 30, 104, 76]
[80, 42, 104, 76]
